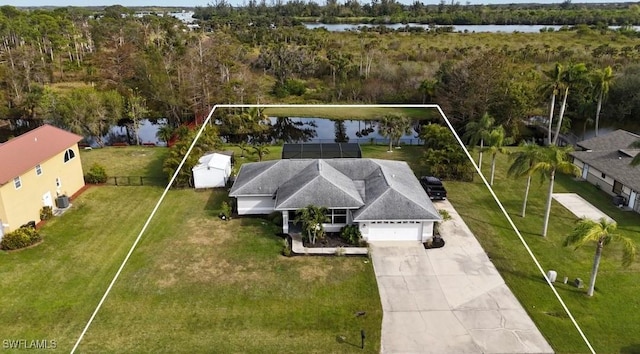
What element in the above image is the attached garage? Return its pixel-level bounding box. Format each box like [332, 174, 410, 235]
[363, 221, 423, 241]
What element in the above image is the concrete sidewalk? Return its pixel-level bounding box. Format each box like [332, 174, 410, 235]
[552, 193, 614, 222]
[370, 200, 553, 354]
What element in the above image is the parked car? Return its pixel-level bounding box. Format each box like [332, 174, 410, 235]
[420, 176, 447, 200]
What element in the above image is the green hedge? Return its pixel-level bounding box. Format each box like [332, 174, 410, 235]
[1, 227, 42, 250]
[85, 163, 108, 184]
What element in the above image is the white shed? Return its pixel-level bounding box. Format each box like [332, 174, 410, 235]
[193, 153, 232, 189]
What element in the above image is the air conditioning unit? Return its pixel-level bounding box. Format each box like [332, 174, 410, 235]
[56, 195, 70, 209]
[612, 195, 626, 206]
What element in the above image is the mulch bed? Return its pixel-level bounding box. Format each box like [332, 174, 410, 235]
[302, 233, 355, 248]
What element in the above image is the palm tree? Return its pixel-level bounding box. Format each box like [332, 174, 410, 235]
[155, 125, 174, 146]
[630, 140, 640, 166]
[463, 113, 495, 170]
[293, 205, 328, 244]
[541, 63, 564, 144]
[531, 145, 580, 237]
[378, 114, 412, 152]
[592, 66, 614, 138]
[552, 63, 588, 145]
[483, 126, 512, 186]
[236, 141, 249, 158]
[507, 142, 543, 217]
[564, 218, 636, 297]
[251, 144, 270, 162]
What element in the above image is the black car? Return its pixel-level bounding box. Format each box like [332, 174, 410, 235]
[420, 176, 447, 200]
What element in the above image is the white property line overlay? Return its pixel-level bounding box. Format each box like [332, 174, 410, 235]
[71, 104, 595, 354]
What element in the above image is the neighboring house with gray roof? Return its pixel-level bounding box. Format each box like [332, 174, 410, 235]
[229, 158, 441, 242]
[570, 129, 640, 213]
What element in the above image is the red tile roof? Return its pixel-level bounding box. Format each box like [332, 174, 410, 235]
[0, 124, 82, 185]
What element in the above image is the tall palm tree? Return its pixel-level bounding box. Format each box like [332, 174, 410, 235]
[541, 63, 564, 144]
[592, 66, 614, 138]
[463, 112, 495, 170]
[483, 126, 512, 186]
[293, 205, 328, 244]
[531, 145, 580, 237]
[564, 218, 636, 297]
[378, 114, 412, 152]
[630, 140, 640, 166]
[507, 142, 543, 217]
[552, 63, 589, 145]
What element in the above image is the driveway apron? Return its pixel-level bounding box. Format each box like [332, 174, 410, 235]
[369, 200, 554, 354]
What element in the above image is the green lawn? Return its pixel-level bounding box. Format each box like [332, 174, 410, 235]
[1, 147, 381, 352]
[80, 146, 168, 179]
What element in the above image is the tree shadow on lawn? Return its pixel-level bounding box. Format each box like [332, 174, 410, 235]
[620, 344, 640, 353]
[203, 189, 229, 217]
[456, 211, 541, 238]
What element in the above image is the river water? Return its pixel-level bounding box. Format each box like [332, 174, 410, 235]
[304, 23, 640, 33]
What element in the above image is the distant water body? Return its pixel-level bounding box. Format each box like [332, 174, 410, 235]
[304, 23, 639, 33]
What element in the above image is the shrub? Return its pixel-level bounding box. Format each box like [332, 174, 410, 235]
[221, 201, 231, 221]
[340, 224, 362, 245]
[85, 163, 108, 184]
[282, 238, 292, 257]
[40, 206, 53, 221]
[267, 211, 283, 226]
[1, 227, 42, 250]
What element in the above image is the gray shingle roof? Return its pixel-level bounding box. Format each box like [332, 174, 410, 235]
[571, 129, 640, 193]
[577, 129, 640, 151]
[230, 158, 440, 221]
[274, 160, 364, 209]
[571, 150, 640, 192]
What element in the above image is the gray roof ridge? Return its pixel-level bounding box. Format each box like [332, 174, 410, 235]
[275, 172, 321, 208]
[353, 187, 392, 219]
[371, 159, 437, 216]
[231, 159, 282, 195]
[317, 160, 364, 204]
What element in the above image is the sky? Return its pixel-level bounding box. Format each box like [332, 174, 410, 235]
[0, 0, 631, 8]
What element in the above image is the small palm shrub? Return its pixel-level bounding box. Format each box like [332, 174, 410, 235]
[1, 227, 42, 250]
[85, 163, 108, 184]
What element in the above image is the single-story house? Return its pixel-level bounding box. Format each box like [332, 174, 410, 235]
[570, 129, 640, 213]
[229, 158, 441, 242]
[0, 125, 85, 239]
[192, 152, 232, 189]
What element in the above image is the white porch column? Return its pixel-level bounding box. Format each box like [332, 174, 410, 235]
[282, 211, 289, 234]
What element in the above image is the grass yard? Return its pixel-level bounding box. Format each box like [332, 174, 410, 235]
[1, 146, 381, 352]
[80, 146, 169, 179]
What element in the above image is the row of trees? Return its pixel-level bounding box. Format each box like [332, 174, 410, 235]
[193, 1, 640, 26]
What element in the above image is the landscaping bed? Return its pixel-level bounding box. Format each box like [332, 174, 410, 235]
[302, 232, 360, 248]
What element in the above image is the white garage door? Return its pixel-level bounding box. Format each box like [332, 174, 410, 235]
[367, 222, 422, 241]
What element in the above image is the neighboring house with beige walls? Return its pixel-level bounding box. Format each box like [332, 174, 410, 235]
[0, 125, 85, 238]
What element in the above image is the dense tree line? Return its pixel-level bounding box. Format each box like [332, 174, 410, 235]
[1, 4, 640, 143]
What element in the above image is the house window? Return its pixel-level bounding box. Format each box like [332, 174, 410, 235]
[64, 149, 76, 163]
[14, 177, 21, 189]
[601, 172, 606, 179]
[56, 178, 61, 188]
[327, 209, 347, 224]
[35, 164, 42, 176]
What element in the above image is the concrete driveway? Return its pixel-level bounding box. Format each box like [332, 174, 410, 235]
[369, 200, 553, 354]
[552, 193, 614, 222]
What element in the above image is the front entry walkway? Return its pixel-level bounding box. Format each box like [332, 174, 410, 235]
[552, 193, 614, 222]
[369, 200, 553, 353]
